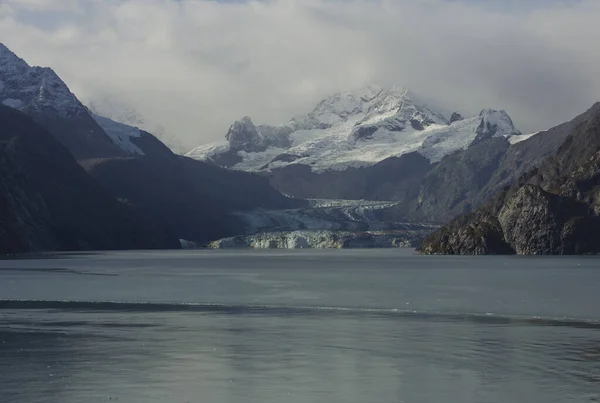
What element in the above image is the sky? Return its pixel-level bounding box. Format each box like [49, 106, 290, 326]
[1, 0, 599, 149]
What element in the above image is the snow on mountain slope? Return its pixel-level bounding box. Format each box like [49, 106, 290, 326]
[91, 114, 145, 156]
[187, 85, 521, 172]
[86, 96, 187, 154]
[0, 43, 148, 158]
[509, 131, 540, 144]
[0, 44, 85, 117]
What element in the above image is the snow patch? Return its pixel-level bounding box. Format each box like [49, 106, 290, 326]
[509, 132, 539, 145]
[185, 142, 230, 160]
[2, 98, 23, 109]
[92, 113, 145, 155]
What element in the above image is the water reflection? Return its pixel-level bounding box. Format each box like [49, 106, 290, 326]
[1, 308, 599, 403]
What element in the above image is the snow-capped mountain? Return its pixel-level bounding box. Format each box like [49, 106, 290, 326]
[0, 43, 182, 159]
[186, 84, 522, 172]
[0, 43, 144, 159]
[86, 96, 187, 154]
[0, 44, 85, 117]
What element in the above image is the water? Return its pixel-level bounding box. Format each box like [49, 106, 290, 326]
[0, 249, 599, 403]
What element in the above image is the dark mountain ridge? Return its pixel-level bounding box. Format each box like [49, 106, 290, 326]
[0, 105, 178, 253]
[0, 43, 303, 252]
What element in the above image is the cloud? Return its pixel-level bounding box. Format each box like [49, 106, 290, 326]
[1, 0, 599, 149]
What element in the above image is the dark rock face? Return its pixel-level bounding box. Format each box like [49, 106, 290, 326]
[419, 102, 600, 255]
[417, 211, 514, 255]
[449, 112, 464, 123]
[224, 117, 292, 154]
[409, 137, 511, 222]
[497, 185, 594, 254]
[226, 116, 263, 152]
[410, 119, 425, 131]
[0, 105, 179, 254]
[351, 125, 379, 142]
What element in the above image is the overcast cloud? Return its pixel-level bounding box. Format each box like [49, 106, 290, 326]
[1, 0, 599, 148]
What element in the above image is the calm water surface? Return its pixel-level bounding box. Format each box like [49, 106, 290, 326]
[0, 249, 599, 403]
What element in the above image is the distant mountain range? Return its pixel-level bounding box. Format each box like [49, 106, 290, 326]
[1, 42, 599, 254]
[187, 85, 527, 172]
[185, 83, 572, 225]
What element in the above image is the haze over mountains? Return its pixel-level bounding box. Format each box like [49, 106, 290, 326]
[0, 43, 300, 253]
[1, 41, 599, 254]
[187, 84, 569, 225]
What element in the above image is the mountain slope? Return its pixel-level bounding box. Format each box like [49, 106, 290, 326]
[0, 44, 129, 160]
[187, 85, 521, 173]
[186, 85, 529, 219]
[0, 105, 179, 253]
[419, 102, 600, 255]
[87, 96, 187, 154]
[81, 150, 304, 244]
[0, 43, 303, 246]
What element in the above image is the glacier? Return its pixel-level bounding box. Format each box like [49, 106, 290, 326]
[207, 198, 438, 249]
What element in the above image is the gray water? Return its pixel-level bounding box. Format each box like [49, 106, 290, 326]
[0, 249, 599, 403]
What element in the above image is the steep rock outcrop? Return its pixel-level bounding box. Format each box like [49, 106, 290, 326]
[497, 185, 593, 254]
[417, 211, 514, 255]
[449, 112, 464, 123]
[419, 102, 600, 255]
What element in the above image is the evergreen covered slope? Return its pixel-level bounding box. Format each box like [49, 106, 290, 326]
[419, 103, 600, 255]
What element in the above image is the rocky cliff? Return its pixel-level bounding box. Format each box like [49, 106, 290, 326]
[419, 103, 600, 255]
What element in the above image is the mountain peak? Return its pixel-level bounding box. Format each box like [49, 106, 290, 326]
[449, 112, 464, 123]
[226, 116, 262, 151]
[188, 85, 518, 172]
[0, 43, 20, 59]
[0, 43, 30, 74]
[472, 109, 521, 144]
[290, 84, 446, 131]
[0, 44, 85, 118]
